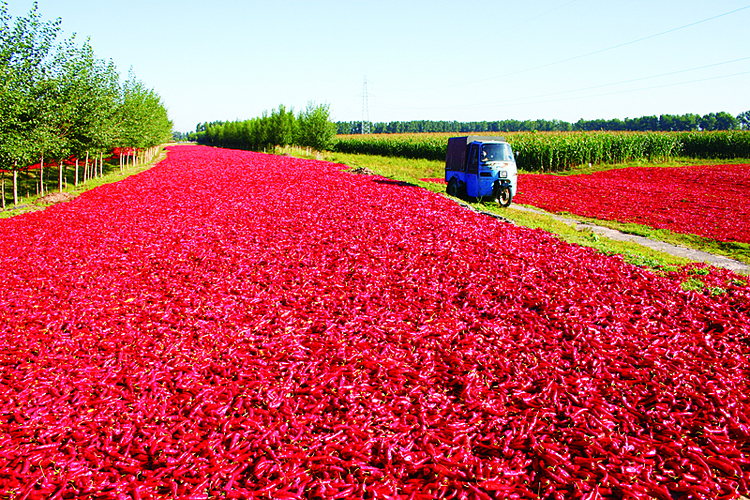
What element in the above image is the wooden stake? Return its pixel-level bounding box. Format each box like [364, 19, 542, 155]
[40, 152, 44, 196]
[13, 164, 18, 206]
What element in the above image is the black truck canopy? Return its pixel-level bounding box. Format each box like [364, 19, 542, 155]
[445, 136, 507, 171]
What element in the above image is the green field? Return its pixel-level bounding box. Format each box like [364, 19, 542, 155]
[333, 130, 750, 172]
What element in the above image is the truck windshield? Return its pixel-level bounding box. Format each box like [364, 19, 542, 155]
[481, 143, 513, 162]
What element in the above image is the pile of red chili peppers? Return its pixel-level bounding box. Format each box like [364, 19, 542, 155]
[0, 146, 748, 499]
[513, 164, 750, 244]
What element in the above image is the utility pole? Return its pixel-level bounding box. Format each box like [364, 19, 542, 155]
[361, 76, 371, 134]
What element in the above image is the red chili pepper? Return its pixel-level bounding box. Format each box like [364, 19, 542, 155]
[1, 145, 750, 498]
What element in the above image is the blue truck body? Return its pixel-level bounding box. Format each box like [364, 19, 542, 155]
[444, 136, 517, 206]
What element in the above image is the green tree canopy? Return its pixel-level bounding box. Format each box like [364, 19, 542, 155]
[196, 102, 337, 153]
[296, 102, 336, 151]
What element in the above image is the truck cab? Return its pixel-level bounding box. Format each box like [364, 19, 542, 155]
[444, 136, 517, 206]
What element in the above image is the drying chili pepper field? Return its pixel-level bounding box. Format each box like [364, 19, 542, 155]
[513, 164, 750, 244]
[1, 145, 750, 499]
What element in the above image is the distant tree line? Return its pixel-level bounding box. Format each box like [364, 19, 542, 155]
[337, 111, 750, 135]
[0, 2, 173, 204]
[193, 102, 337, 152]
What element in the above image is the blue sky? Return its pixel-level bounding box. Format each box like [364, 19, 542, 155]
[9, 1, 750, 132]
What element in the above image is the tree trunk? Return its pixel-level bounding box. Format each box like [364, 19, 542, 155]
[13, 164, 18, 206]
[59, 159, 63, 193]
[75, 159, 79, 186]
[40, 152, 44, 196]
[1, 173, 5, 210]
[100, 152, 104, 177]
[84, 152, 89, 182]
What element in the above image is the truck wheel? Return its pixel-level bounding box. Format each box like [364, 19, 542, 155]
[494, 185, 512, 207]
[446, 178, 459, 197]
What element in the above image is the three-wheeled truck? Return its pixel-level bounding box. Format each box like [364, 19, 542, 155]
[444, 136, 517, 207]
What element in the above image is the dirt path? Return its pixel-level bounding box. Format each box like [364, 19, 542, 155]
[509, 204, 750, 275]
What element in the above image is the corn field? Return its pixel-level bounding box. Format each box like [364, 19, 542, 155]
[333, 131, 750, 172]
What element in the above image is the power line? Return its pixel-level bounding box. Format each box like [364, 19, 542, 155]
[384, 3, 750, 93]
[455, 56, 750, 109]
[532, 56, 750, 101]
[529, 70, 750, 108]
[372, 68, 750, 111]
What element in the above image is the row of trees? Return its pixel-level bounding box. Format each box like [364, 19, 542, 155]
[193, 102, 337, 152]
[572, 112, 743, 132]
[337, 111, 750, 135]
[0, 2, 173, 204]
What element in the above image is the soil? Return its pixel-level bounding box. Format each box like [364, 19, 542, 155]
[348, 166, 376, 175]
[35, 192, 76, 205]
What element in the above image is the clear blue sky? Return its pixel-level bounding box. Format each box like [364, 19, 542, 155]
[9, 0, 750, 132]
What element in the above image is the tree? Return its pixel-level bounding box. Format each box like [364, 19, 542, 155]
[737, 111, 750, 130]
[37, 36, 123, 189]
[0, 1, 62, 203]
[116, 72, 173, 155]
[700, 113, 717, 131]
[714, 111, 736, 130]
[268, 104, 296, 148]
[673, 114, 699, 131]
[296, 102, 336, 151]
[659, 114, 676, 131]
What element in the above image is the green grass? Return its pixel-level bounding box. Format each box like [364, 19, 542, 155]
[310, 150, 744, 271]
[0, 147, 168, 219]
[325, 151, 445, 183]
